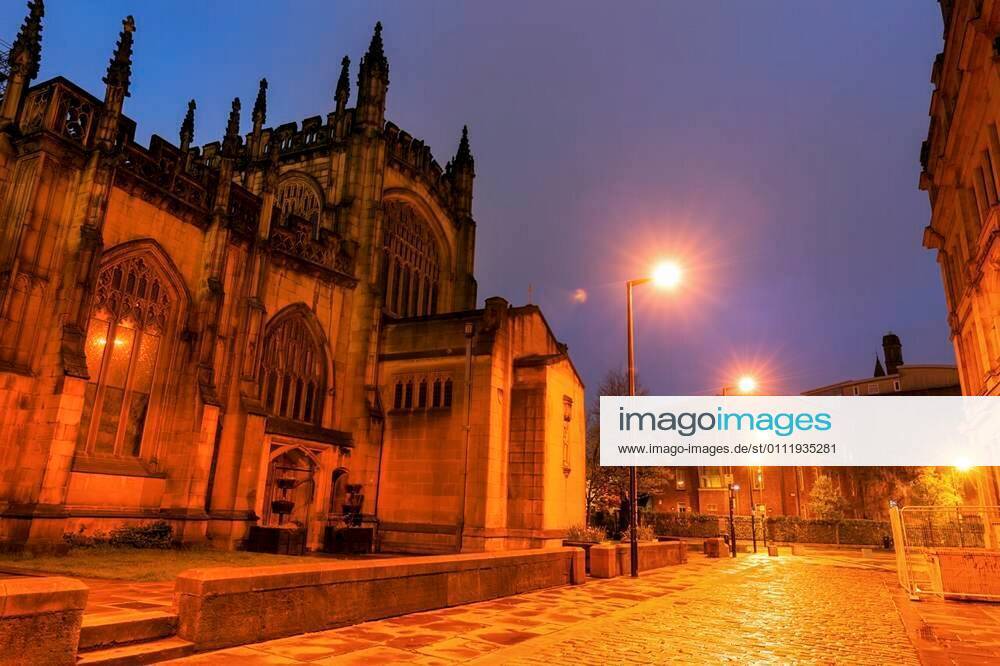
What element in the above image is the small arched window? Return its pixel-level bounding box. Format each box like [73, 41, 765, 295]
[276, 176, 322, 225]
[382, 200, 441, 317]
[77, 253, 178, 457]
[258, 310, 326, 424]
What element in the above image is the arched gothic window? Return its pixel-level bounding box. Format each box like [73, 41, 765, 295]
[382, 200, 441, 317]
[258, 311, 326, 424]
[276, 176, 322, 224]
[77, 254, 177, 457]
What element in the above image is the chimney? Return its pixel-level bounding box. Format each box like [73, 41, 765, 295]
[882, 332, 903, 375]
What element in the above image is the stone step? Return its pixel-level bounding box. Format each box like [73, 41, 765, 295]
[79, 610, 179, 651]
[76, 636, 194, 665]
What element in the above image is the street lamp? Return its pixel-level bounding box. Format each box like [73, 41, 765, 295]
[721, 375, 760, 553]
[728, 483, 740, 558]
[626, 260, 682, 577]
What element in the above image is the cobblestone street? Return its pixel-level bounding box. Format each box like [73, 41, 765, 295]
[168, 551, 953, 665]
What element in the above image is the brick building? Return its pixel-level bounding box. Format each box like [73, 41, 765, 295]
[919, 0, 1000, 506]
[0, 4, 585, 552]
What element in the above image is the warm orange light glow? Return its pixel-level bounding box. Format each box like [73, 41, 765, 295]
[737, 375, 758, 394]
[572, 288, 588, 304]
[954, 458, 975, 473]
[113, 337, 127, 348]
[96, 337, 108, 346]
[651, 261, 682, 289]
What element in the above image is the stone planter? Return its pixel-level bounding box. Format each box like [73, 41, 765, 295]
[562, 540, 599, 573]
[767, 545, 779, 557]
[704, 537, 724, 558]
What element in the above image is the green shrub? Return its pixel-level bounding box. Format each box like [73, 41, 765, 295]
[108, 521, 173, 549]
[565, 524, 606, 543]
[63, 521, 174, 549]
[620, 523, 657, 542]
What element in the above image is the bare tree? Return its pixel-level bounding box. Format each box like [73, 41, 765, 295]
[585, 369, 672, 531]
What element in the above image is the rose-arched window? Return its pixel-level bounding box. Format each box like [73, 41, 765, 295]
[276, 176, 321, 224]
[382, 200, 441, 317]
[76, 253, 177, 457]
[258, 311, 326, 424]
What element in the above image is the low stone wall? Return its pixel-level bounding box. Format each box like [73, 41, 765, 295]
[931, 548, 1000, 599]
[590, 541, 687, 578]
[176, 547, 585, 650]
[0, 576, 89, 666]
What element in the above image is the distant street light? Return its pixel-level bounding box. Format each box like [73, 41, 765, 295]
[625, 260, 682, 577]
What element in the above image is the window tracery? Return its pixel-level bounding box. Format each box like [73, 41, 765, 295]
[258, 312, 326, 424]
[382, 200, 441, 317]
[77, 254, 175, 457]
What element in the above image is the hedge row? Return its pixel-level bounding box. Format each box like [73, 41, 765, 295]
[647, 511, 891, 546]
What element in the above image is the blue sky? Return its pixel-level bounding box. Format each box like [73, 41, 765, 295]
[2, 1, 948, 395]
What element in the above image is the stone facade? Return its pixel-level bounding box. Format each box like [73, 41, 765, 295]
[0, 5, 585, 552]
[919, 0, 1000, 505]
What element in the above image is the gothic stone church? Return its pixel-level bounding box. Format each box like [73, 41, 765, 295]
[0, 4, 585, 554]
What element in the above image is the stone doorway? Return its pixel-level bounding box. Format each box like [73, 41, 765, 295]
[256, 439, 337, 551]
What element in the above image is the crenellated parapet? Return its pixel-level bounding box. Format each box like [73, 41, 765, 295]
[383, 121, 460, 220]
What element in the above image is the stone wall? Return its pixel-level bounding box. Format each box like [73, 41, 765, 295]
[175, 547, 585, 650]
[0, 577, 88, 665]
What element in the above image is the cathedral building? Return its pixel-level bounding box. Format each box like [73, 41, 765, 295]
[0, 3, 585, 553]
[920, 0, 1000, 505]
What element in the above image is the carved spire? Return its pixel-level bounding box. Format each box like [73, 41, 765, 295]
[454, 125, 474, 169]
[335, 55, 350, 112]
[222, 97, 241, 156]
[179, 99, 195, 152]
[103, 15, 136, 98]
[363, 21, 388, 74]
[0, 0, 44, 126]
[356, 22, 389, 129]
[252, 78, 267, 128]
[873, 353, 886, 378]
[448, 125, 475, 216]
[9, 0, 44, 81]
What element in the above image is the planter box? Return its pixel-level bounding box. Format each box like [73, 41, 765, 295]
[704, 537, 724, 558]
[562, 540, 598, 573]
[324, 527, 373, 554]
[590, 541, 687, 578]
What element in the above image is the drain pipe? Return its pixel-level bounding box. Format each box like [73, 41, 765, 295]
[456, 321, 475, 551]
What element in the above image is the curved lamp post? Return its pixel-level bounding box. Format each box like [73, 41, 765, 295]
[625, 260, 682, 577]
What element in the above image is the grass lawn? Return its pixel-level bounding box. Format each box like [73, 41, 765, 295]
[0, 546, 317, 582]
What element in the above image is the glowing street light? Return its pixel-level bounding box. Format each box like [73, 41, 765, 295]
[624, 260, 683, 577]
[651, 260, 683, 290]
[737, 375, 758, 394]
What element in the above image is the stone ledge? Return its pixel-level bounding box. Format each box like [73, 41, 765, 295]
[175, 547, 584, 650]
[0, 576, 89, 666]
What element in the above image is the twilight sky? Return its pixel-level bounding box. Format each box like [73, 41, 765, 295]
[3, 1, 948, 395]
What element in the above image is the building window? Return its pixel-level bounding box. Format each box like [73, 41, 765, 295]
[418, 380, 428, 408]
[675, 469, 687, 490]
[404, 380, 413, 409]
[852, 385, 860, 396]
[751, 466, 764, 490]
[677, 503, 688, 513]
[259, 310, 326, 424]
[432, 379, 442, 407]
[893, 379, 901, 392]
[393, 382, 403, 410]
[77, 254, 176, 458]
[276, 176, 322, 224]
[443, 378, 453, 408]
[867, 383, 879, 395]
[382, 200, 441, 318]
[699, 466, 724, 489]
